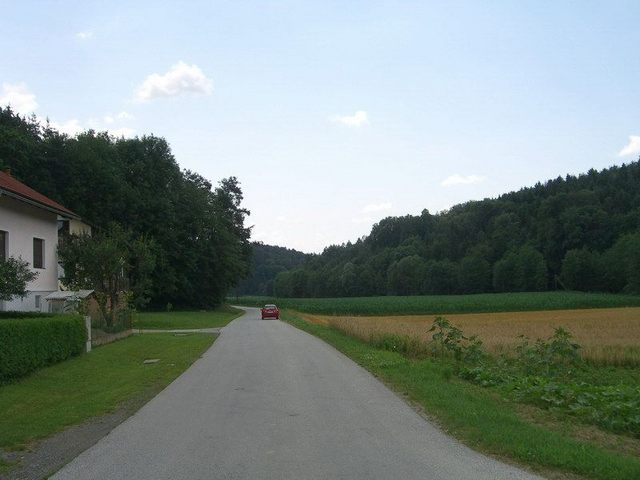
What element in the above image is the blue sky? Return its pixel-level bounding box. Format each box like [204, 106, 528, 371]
[2, 1, 639, 252]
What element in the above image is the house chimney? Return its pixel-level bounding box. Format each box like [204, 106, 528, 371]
[2, 168, 10, 176]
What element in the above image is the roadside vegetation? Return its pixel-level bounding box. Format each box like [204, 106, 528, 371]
[234, 291, 640, 316]
[269, 162, 640, 299]
[301, 308, 640, 366]
[0, 333, 214, 451]
[0, 315, 86, 383]
[284, 311, 640, 480]
[1, 107, 252, 311]
[134, 306, 243, 330]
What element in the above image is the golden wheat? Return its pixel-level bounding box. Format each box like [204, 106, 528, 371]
[301, 307, 640, 366]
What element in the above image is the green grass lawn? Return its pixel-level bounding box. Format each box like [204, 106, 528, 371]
[235, 291, 640, 316]
[283, 311, 640, 480]
[0, 333, 215, 450]
[133, 305, 243, 329]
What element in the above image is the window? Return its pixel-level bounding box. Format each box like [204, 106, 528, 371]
[35, 295, 41, 309]
[33, 238, 44, 269]
[0, 231, 6, 261]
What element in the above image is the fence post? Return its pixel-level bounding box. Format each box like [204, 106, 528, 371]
[85, 315, 92, 353]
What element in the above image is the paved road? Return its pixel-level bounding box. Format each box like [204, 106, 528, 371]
[53, 308, 541, 480]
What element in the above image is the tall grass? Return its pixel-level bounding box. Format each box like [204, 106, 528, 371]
[233, 291, 640, 316]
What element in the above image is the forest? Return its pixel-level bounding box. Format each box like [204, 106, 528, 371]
[271, 161, 640, 297]
[0, 107, 251, 308]
[233, 243, 310, 296]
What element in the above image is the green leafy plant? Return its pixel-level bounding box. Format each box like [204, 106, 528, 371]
[514, 327, 582, 378]
[0, 315, 86, 383]
[0, 257, 38, 302]
[427, 316, 487, 363]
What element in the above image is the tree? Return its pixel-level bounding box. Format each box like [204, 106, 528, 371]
[458, 255, 491, 294]
[560, 248, 605, 292]
[0, 257, 38, 301]
[387, 255, 426, 295]
[603, 233, 640, 294]
[493, 246, 547, 292]
[58, 225, 154, 328]
[423, 260, 459, 294]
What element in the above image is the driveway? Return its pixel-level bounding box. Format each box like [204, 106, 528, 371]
[53, 307, 541, 479]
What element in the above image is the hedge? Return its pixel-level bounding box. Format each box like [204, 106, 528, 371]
[0, 315, 86, 383]
[0, 311, 56, 319]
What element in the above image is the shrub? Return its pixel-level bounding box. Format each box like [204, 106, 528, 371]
[0, 315, 86, 383]
[427, 316, 487, 363]
[0, 311, 56, 319]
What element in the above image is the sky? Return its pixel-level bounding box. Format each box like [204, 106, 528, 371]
[1, 1, 639, 253]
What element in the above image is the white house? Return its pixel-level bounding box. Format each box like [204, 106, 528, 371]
[0, 169, 83, 312]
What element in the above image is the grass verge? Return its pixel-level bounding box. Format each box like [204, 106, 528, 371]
[234, 292, 640, 316]
[134, 305, 243, 329]
[0, 459, 13, 474]
[0, 333, 215, 450]
[283, 311, 640, 480]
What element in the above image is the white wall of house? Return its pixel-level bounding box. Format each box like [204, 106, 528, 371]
[0, 195, 59, 312]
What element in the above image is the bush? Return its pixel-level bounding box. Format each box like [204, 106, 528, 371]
[0, 311, 56, 319]
[0, 315, 86, 383]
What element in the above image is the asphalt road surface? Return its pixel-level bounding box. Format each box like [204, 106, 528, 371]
[53, 307, 542, 480]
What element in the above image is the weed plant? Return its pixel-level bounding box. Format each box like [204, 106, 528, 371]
[370, 316, 640, 439]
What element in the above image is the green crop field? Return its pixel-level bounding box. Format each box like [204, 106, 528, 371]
[231, 291, 640, 316]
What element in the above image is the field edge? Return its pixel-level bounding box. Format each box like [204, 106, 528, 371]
[281, 310, 640, 480]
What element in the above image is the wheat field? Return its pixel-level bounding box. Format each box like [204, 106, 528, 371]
[301, 307, 640, 365]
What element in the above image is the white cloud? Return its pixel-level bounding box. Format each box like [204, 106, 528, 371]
[362, 202, 391, 213]
[135, 61, 213, 102]
[75, 31, 93, 40]
[331, 110, 369, 127]
[103, 115, 115, 124]
[0, 82, 38, 115]
[619, 135, 640, 157]
[48, 119, 84, 136]
[441, 174, 487, 187]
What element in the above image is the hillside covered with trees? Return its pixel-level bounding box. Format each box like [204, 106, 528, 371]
[233, 242, 310, 296]
[273, 161, 640, 297]
[0, 107, 251, 308]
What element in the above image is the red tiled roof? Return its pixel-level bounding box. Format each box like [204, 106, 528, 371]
[0, 171, 78, 218]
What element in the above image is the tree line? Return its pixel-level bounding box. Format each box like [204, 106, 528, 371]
[272, 162, 640, 297]
[0, 107, 251, 309]
[233, 242, 310, 296]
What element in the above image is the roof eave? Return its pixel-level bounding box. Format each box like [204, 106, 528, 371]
[0, 188, 80, 220]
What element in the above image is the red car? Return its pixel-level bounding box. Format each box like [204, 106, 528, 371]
[261, 304, 280, 320]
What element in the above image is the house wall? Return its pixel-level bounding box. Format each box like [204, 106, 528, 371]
[69, 218, 91, 236]
[0, 195, 59, 312]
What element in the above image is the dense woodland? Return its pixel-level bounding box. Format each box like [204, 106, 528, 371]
[270, 162, 640, 297]
[233, 243, 310, 296]
[0, 107, 251, 308]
